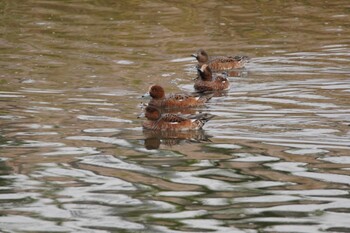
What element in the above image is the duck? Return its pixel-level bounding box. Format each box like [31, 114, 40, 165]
[191, 49, 249, 71]
[142, 105, 215, 131]
[143, 84, 212, 108]
[194, 64, 230, 92]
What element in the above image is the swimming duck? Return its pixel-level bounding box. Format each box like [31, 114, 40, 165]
[142, 105, 214, 131]
[143, 84, 212, 108]
[192, 49, 249, 71]
[194, 64, 230, 92]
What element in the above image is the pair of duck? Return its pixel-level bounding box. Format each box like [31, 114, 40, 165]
[141, 49, 249, 131]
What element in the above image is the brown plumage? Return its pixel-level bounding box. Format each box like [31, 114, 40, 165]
[143, 85, 212, 108]
[142, 106, 215, 131]
[192, 49, 249, 71]
[194, 64, 230, 92]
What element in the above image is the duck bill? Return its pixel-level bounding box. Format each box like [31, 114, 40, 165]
[142, 92, 151, 98]
[137, 111, 145, 119]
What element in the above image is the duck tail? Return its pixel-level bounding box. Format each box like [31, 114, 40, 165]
[199, 113, 215, 122]
[234, 55, 250, 63]
[199, 92, 214, 102]
[193, 113, 215, 129]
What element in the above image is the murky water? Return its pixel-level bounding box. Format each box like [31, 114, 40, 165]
[1, 1, 350, 232]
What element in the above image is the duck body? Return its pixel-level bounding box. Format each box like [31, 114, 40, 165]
[192, 49, 249, 71]
[194, 64, 230, 92]
[144, 85, 212, 109]
[142, 106, 214, 131]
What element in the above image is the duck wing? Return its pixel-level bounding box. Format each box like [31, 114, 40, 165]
[169, 93, 197, 101]
[161, 113, 188, 122]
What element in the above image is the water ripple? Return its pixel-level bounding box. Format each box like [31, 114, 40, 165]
[1, 1, 350, 233]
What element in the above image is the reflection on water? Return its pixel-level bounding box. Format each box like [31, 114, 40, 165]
[1, 0, 350, 232]
[143, 129, 212, 150]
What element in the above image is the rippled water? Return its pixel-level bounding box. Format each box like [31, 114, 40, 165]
[1, 1, 350, 232]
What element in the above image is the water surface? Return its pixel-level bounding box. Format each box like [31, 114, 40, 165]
[1, 1, 350, 232]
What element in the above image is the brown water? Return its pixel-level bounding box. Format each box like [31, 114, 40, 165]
[1, 1, 350, 232]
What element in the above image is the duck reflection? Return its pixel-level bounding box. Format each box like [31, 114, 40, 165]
[143, 129, 212, 150]
[208, 90, 229, 97]
[226, 69, 246, 77]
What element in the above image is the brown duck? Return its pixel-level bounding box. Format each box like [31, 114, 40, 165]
[192, 49, 249, 71]
[142, 106, 215, 131]
[194, 64, 230, 92]
[142, 85, 213, 109]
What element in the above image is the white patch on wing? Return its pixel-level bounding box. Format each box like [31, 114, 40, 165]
[170, 122, 179, 124]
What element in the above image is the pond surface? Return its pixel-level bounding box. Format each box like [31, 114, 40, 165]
[1, 1, 350, 232]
